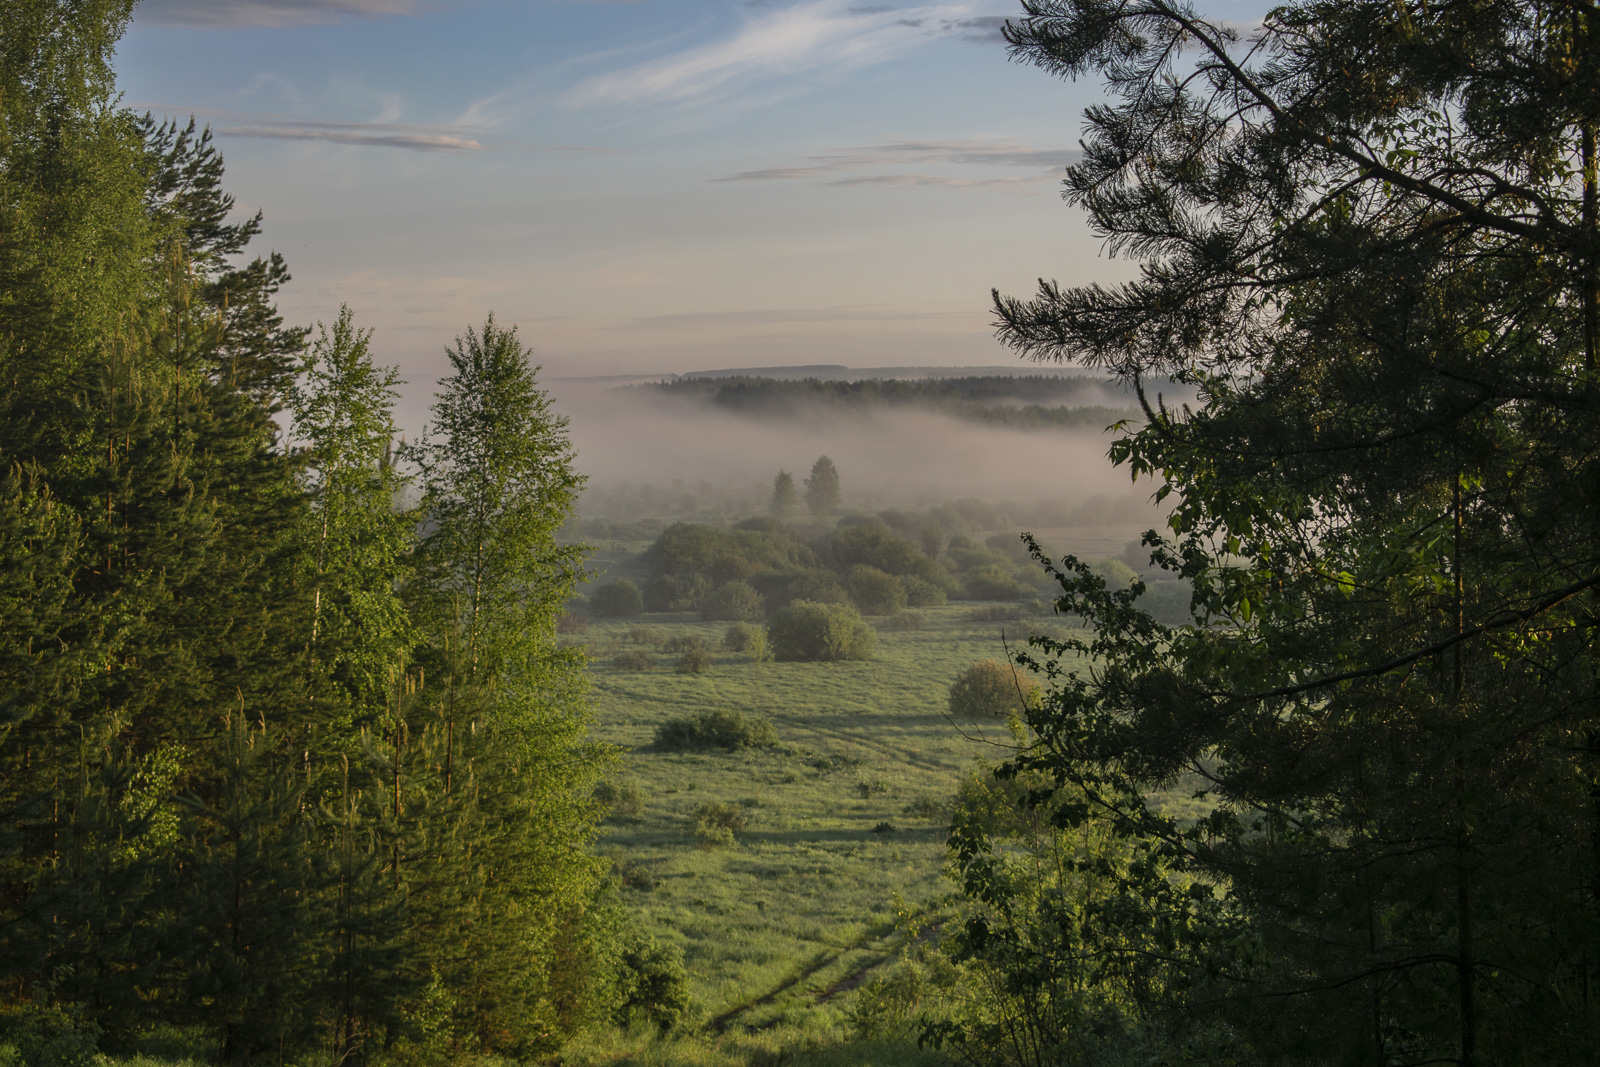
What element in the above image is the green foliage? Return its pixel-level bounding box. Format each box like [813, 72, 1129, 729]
[612, 649, 657, 671]
[770, 470, 798, 521]
[677, 646, 714, 674]
[901, 575, 946, 607]
[769, 600, 876, 662]
[846, 945, 961, 1042]
[804, 455, 841, 516]
[653, 710, 778, 751]
[831, 523, 926, 576]
[693, 820, 735, 849]
[846, 564, 906, 616]
[590, 577, 644, 617]
[594, 778, 646, 820]
[946, 659, 1039, 719]
[289, 305, 413, 711]
[0, 11, 623, 1057]
[611, 933, 691, 1033]
[643, 572, 710, 613]
[962, 568, 1030, 601]
[649, 521, 815, 584]
[980, 1, 1600, 1061]
[700, 579, 765, 622]
[410, 313, 586, 679]
[723, 621, 760, 651]
[755, 568, 848, 613]
[693, 801, 748, 835]
[0, 1001, 102, 1067]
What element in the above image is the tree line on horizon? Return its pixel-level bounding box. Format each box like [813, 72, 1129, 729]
[639, 374, 1137, 433]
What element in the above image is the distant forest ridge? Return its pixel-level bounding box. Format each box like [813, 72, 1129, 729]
[675, 363, 1095, 381]
[634, 374, 1141, 432]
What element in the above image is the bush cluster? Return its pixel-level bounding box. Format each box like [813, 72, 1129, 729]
[948, 659, 1041, 719]
[769, 600, 876, 662]
[593, 778, 646, 819]
[653, 710, 778, 750]
[612, 650, 657, 671]
[590, 578, 644, 617]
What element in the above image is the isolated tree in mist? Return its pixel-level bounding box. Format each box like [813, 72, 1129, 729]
[771, 469, 798, 520]
[804, 455, 841, 516]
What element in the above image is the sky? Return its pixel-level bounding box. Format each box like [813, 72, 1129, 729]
[117, 0, 1270, 401]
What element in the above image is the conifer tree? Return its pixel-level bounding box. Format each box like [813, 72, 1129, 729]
[770, 469, 798, 520]
[803, 455, 840, 517]
[975, 2, 1600, 1062]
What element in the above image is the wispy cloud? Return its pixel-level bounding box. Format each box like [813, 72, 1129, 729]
[942, 14, 1007, 43]
[136, 0, 441, 28]
[218, 120, 483, 151]
[132, 105, 608, 153]
[712, 139, 1078, 188]
[566, 0, 994, 107]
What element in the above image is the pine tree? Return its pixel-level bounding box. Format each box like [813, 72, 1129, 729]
[0, 4, 324, 1047]
[170, 715, 322, 1062]
[977, 2, 1600, 1061]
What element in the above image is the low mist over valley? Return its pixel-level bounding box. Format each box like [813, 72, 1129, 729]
[555, 366, 1176, 541]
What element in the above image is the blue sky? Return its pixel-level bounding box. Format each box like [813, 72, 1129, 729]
[118, 0, 1269, 397]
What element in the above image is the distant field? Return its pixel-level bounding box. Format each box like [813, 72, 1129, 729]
[560, 603, 1079, 1064]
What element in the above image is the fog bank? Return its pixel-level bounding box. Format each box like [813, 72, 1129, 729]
[550, 378, 1157, 520]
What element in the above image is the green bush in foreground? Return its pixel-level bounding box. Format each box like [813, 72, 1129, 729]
[948, 659, 1039, 718]
[693, 799, 749, 847]
[610, 933, 691, 1033]
[653, 710, 777, 750]
[769, 600, 876, 662]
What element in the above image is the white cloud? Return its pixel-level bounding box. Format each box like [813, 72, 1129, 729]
[132, 106, 610, 152]
[711, 139, 1079, 188]
[217, 120, 482, 151]
[566, 0, 988, 107]
[136, 0, 433, 29]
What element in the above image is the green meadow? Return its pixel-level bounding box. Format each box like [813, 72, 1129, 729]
[559, 602, 1075, 1065]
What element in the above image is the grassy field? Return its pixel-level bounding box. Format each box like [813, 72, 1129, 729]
[558, 601, 1076, 1066]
